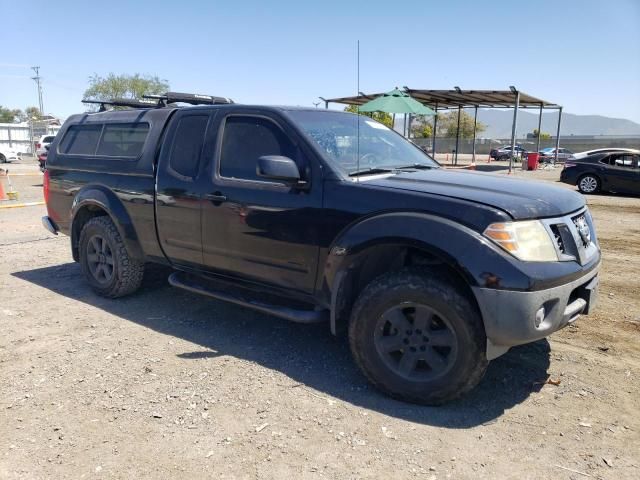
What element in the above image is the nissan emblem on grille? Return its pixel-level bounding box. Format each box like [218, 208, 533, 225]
[574, 216, 591, 247]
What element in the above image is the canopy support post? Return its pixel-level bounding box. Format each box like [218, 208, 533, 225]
[535, 103, 543, 153]
[472, 106, 478, 163]
[454, 105, 461, 165]
[432, 103, 438, 157]
[508, 90, 520, 174]
[554, 106, 563, 164]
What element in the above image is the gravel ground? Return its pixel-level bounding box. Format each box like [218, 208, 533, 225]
[1, 164, 639, 479]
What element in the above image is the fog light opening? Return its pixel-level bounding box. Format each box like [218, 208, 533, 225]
[535, 307, 546, 329]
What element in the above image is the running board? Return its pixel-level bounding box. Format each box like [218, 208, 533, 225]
[168, 272, 328, 324]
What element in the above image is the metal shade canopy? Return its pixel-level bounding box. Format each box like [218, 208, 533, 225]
[359, 89, 436, 115]
[328, 89, 559, 109]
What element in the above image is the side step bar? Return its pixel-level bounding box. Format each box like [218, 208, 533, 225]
[168, 272, 328, 324]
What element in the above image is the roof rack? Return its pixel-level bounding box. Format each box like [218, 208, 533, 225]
[82, 91, 234, 112]
[81, 98, 160, 112]
[143, 91, 234, 106]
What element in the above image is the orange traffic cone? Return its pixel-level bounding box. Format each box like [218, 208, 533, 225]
[0, 170, 7, 200]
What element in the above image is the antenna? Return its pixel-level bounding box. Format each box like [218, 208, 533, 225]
[356, 40, 360, 183]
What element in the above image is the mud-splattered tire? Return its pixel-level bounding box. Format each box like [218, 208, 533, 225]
[349, 268, 487, 405]
[79, 216, 144, 298]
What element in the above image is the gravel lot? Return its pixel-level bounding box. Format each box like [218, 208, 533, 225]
[1, 163, 639, 479]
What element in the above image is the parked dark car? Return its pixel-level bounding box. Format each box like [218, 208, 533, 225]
[41, 93, 601, 405]
[490, 145, 526, 160]
[560, 148, 640, 194]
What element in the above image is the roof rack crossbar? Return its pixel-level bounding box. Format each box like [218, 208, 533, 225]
[82, 98, 160, 112]
[143, 91, 234, 106]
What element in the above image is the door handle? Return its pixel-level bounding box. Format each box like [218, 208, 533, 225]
[205, 192, 227, 203]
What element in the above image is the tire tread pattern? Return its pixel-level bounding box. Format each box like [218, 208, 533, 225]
[79, 216, 144, 298]
[349, 267, 488, 405]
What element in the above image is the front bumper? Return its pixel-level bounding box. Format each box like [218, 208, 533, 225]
[473, 264, 600, 360]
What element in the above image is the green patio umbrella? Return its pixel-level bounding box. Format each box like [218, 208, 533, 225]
[359, 88, 436, 115]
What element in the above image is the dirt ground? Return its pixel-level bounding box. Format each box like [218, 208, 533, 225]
[1, 161, 639, 479]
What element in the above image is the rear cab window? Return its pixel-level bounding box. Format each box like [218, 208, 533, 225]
[167, 115, 209, 179]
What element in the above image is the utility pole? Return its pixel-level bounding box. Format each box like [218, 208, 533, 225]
[31, 66, 44, 115]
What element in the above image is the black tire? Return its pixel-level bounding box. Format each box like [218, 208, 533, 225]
[0, 154, 6, 163]
[349, 268, 487, 405]
[79, 216, 144, 298]
[577, 174, 600, 194]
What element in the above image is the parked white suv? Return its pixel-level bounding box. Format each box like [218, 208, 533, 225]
[0, 145, 21, 163]
[36, 134, 56, 157]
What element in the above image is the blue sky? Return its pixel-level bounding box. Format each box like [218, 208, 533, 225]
[1, 0, 639, 123]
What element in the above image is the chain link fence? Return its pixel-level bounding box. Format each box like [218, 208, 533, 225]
[0, 121, 61, 155]
[412, 136, 640, 156]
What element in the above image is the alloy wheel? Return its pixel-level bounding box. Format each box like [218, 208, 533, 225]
[374, 303, 458, 381]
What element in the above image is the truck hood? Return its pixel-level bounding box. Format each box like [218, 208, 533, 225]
[365, 169, 585, 220]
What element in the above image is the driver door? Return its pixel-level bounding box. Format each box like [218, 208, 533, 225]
[200, 111, 324, 294]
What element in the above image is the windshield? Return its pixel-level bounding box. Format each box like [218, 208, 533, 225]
[287, 110, 439, 176]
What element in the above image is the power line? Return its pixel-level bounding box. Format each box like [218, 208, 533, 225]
[31, 66, 44, 114]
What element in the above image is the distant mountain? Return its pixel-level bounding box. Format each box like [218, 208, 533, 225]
[468, 109, 640, 139]
[396, 109, 640, 138]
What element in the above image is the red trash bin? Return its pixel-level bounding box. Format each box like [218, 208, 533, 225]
[527, 152, 540, 170]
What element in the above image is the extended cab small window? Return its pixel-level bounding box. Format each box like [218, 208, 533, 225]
[96, 123, 149, 158]
[59, 124, 103, 155]
[169, 115, 209, 178]
[219, 116, 295, 182]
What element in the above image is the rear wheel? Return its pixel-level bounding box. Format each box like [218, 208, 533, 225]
[0, 154, 6, 163]
[578, 174, 600, 194]
[79, 216, 144, 298]
[349, 268, 487, 405]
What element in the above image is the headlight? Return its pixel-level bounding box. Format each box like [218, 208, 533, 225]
[484, 221, 558, 262]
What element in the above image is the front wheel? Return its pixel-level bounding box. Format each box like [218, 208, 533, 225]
[349, 268, 488, 405]
[578, 174, 600, 194]
[79, 216, 144, 298]
[0, 154, 6, 163]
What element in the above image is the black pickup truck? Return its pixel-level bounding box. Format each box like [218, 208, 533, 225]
[42, 93, 601, 404]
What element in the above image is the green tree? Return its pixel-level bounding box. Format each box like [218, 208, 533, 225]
[532, 128, 551, 140]
[344, 105, 393, 128]
[25, 106, 42, 121]
[410, 115, 434, 138]
[83, 73, 170, 107]
[0, 106, 23, 123]
[437, 110, 486, 139]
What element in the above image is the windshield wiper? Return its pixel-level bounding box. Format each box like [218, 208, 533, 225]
[394, 163, 435, 170]
[348, 167, 395, 177]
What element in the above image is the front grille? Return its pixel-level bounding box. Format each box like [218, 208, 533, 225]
[542, 209, 598, 265]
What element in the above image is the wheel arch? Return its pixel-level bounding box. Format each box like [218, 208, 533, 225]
[70, 186, 144, 262]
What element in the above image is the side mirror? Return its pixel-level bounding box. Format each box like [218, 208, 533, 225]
[257, 155, 302, 184]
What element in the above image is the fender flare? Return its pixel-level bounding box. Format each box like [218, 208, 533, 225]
[322, 212, 529, 334]
[70, 185, 144, 261]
